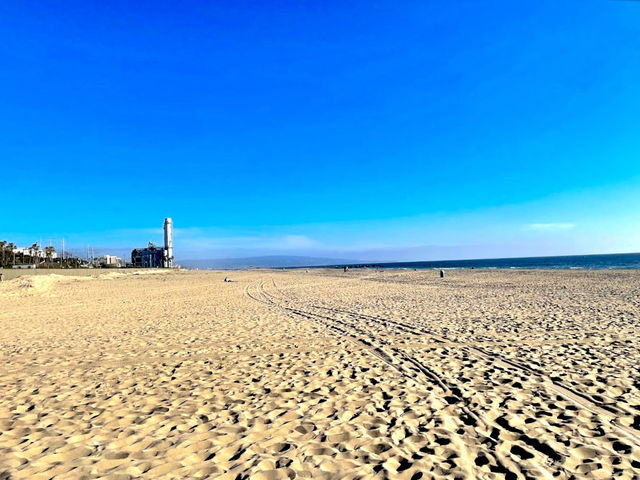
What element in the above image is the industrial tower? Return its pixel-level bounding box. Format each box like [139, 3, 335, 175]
[163, 217, 174, 268]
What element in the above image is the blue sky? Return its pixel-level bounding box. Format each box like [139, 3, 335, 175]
[1, 0, 639, 261]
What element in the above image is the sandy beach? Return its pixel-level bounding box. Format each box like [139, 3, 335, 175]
[1, 268, 639, 479]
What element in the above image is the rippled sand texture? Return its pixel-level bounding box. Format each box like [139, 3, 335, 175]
[1, 269, 640, 479]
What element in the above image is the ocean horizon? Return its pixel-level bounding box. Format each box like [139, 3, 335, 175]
[320, 252, 640, 270]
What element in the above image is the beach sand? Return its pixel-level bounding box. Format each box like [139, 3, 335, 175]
[1, 268, 639, 479]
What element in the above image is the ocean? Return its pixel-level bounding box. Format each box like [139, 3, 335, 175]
[335, 253, 640, 270]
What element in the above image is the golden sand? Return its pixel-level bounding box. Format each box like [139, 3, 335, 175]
[1, 268, 639, 479]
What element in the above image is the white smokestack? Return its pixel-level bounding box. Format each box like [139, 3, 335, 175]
[163, 217, 173, 268]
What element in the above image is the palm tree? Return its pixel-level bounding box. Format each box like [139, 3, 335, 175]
[0, 241, 6, 267]
[6, 243, 15, 265]
[28, 243, 37, 265]
[44, 246, 56, 268]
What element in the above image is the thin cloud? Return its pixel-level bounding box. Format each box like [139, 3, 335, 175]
[526, 223, 576, 231]
[279, 235, 317, 248]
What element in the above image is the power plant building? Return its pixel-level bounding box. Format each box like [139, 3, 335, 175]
[131, 218, 174, 268]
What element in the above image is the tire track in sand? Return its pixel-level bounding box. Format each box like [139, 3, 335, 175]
[245, 279, 568, 479]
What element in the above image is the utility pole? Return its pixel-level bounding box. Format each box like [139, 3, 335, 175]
[47, 239, 53, 268]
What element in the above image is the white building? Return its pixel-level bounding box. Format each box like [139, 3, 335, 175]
[13, 246, 57, 260]
[95, 255, 125, 268]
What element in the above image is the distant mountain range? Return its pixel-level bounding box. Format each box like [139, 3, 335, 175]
[178, 255, 360, 270]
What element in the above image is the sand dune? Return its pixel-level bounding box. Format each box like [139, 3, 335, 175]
[1, 269, 639, 478]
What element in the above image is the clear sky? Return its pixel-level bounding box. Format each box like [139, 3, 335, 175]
[1, 1, 639, 261]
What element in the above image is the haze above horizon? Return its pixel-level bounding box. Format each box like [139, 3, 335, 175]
[2, 1, 639, 262]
